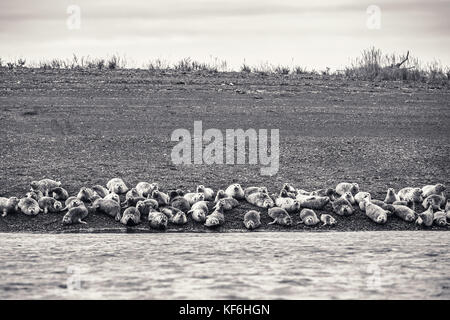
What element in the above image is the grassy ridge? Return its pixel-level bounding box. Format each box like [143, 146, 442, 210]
[1, 47, 449, 83]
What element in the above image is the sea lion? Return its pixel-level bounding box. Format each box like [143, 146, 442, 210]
[384, 188, 400, 204]
[422, 184, 446, 198]
[120, 207, 141, 226]
[243, 210, 261, 230]
[296, 194, 330, 210]
[422, 194, 446, 210]
[339, 192, 355, 205]
[123, 188, 140, 202]
[298, 209, 320, 226]
[204, 200, 226, 227]
[246, 190, 274, 208]
[310, 188, 336, 199]
[151, 190, 170, 207]
[148, 209, 168, 230]
[363, 199, 388, 224]
[92, 198, 121, 221]
[136, 199, 159, 218]
[363, 199, 394, 215]
[282, 183, 297, 194]
[224, 184, 245, 200]
[416, 207, 434, 227]
[18, 197, 41, 216]
[320, 214, 336, 226]
[275, 191, 301, 213]
[26, 190, 44, 201]
[38, 197, 63, 214]
[91, 185, 109, 198]
[62, 197, 83, 211]
[62, 203, 88, 225]
[77, 187, 96, 203]
[136, 182, 159, 198]
[244, 186, 268, 198]
[47, 187, 69, 201]
[214, 197, 238, 211]
[433, 211, 448, 227]
[354, 192, 371, 204]
[188, 201, 209, 223]
[392, 205, 416, 222]
[104, 192, 120, 204]
[106, 178, 129, 194]
[0, 197, 20, 217]
[30, 179, 61, 196]
[332, 198, 354, 216]
[122, 196, 146, 208]
[169, 191, 191, 213]
[214, 190, 227, 203]
[335, 182, 359, 196]
[183, 192, 205, 206]
[170, 210, 187, 225]
[196, 185, 214, 201]
[267, 207, 292, 226]
[397, 187, 423, 204]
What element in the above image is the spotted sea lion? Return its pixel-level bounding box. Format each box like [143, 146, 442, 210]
[416, 207, 434, 227]
[62, 197, 83, 211]
[392, 205, 416, 222]
[275, 191, 301, 213]
[214, 190, 227, 203]
[170, 210, 187, 225]
[136, 182, 158, 198]
[244, 186, 268, 198]
[339, 192, 355, 205]
[214, 197, 238, 211]
[106, 178, 129, 194]
[62, 203, 88, 225]
[38, 197, 63, 214]
[92, 198, 121, 221]
[298, 209, 320, 226]
[26, 190, 44, 201]
[365, 199, 394, 215]
[246, 190, 274, 208]
[320, 214, 336, 226]
[354, 192, 371, 204]
[335, 182, 359, 196]
[204, 200, 226, 227]
[422, 194, 445, 210]
[183, 192, 205, 206]
[282, 183, 297, 194]
[30, 179, 61, 196]
[151, 190, 170, 207]
[188, 201, 209, 223]
[91, 185, 109, 198]
[267, 207, 292, 226]
[104, 192, 120, 204]
[332, 198, 353, 216]
[397, 187, 423, 204]
[148, 209, 168, 230]
[0, 197, 20, 217]
[363, 199, 388, 224]
[224, 184, 245, 200]
[384, 188, 400, 204]
[136, 199, 159, 218]
[196, 185, 214, 201]
[243, 210, 261, 230]
[296, 194, 329, 210]
[433, 211, 448, 227]
[310, 188, 336, 199]
[422, 184, 446, 198]
[120, 207, 141, 226]
[77, 187, 96, 203]
[18, 197, 41, 216]
[169, 191, 191, 212]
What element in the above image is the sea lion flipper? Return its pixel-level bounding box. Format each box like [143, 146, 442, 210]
[268, 220, 276, 225]
[78, 219, 87, 224]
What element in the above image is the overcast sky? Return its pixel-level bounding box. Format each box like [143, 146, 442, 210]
[1, 0, 449, 70]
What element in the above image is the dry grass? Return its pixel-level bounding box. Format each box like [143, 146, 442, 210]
[1, 48, 448, 83]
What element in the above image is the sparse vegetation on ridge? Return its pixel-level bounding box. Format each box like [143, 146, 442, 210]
[1, 48, 448, 83]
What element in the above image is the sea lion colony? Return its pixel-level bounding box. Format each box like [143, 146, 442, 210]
[0, 179, 448, 230]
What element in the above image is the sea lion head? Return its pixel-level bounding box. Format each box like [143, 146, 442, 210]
[435, 184, 446, 193]
[377, 212, 388, 224]
[53, 200, 63, 211]
[282, 215, 293, 226]
[412, 188, 423, 202]
[30, 181, 40, 190]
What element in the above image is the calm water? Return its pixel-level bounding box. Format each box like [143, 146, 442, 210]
[0, 232, 449, 299]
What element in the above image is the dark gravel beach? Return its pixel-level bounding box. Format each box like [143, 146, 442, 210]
[0, 68, 449, 233]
